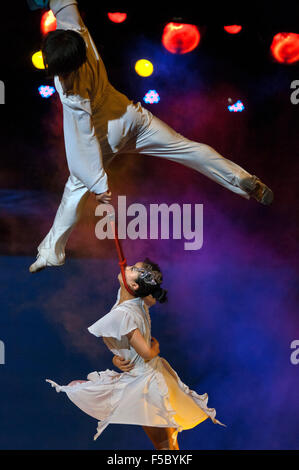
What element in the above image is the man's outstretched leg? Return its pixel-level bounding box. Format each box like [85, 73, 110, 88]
[29, 175, 90, 273]
[121, 108, 273, 205]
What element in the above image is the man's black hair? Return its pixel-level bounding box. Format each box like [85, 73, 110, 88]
[41, 29, 87, 77]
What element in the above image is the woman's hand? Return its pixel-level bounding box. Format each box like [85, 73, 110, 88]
[151, 337, 160, 357]
[95, 190, 112, 204]
[112, 355, 134, 372]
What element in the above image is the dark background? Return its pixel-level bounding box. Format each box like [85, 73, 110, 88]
[0, 1, 298, 450]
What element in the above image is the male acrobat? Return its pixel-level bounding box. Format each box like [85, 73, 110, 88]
[28, 0, 273, 273]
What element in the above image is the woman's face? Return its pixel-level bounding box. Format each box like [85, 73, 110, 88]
[118, 261, 145, 291]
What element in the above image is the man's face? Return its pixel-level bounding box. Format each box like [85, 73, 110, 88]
[118, 261, 145, 290]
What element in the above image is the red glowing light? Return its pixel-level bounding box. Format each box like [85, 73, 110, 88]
[162, 22, 201, 54]
[107, 12, 127, 23]
[270, 32, 299, 64]
[224, 25, 242, 34]
[41, 10, 57, 35]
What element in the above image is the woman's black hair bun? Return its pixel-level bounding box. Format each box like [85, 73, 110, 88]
[152, 287, 168, 303]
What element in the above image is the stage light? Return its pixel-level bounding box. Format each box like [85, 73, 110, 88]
[107, 12, 127, 23]
[162, 22, 200, 54]
[32, 51, 45, 70]
[224, 25, 242, 34]
[41, 10, 57, 35]
[143, 90, 160, 104]
[38, 85, 56, 98]
[228, 100, 245, 112]
[270, 32, 299, 64]
[135, 59, 154, 77]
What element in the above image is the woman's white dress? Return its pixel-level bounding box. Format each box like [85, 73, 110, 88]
[46, 288, 225, 443]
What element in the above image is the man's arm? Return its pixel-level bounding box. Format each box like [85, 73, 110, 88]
[49, 0, 84, 29]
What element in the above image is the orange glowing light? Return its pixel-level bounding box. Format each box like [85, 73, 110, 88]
[224, 25, 242, 34]
[41, 10, 57, 35]
[108, 12, 127, 23]
[162, 22, 201, 54]
[270, 32, 299, 64]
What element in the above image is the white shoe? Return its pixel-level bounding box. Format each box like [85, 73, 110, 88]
[29, 254, 64, 273]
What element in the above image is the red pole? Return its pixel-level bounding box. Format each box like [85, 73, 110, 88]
[107, 205, 136, 297]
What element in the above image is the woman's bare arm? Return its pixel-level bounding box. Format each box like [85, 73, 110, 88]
[127, 329, 159, 361]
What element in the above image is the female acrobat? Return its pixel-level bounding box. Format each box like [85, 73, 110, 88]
[46, 258, 225, 449]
